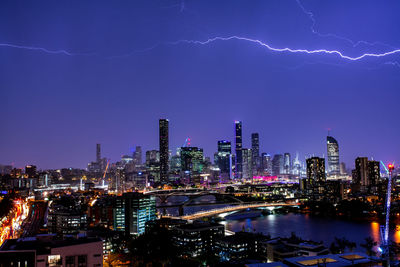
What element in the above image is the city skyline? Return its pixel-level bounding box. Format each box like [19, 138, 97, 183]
[1, 0, 399, 169]
[0, 117, 393, 171]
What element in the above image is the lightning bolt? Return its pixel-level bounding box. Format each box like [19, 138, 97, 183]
[168, 36, 400, 61]
[295, 0, 398, 50]
[0, 43, 93, 56]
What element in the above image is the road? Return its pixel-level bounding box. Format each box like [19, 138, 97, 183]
[21, 201, 48, 238]
[0, 199, 29, 246]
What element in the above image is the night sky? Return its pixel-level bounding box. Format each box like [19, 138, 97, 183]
[1, 0, 400, 170]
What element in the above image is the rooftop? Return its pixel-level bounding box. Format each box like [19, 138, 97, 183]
[1, 235, 102, 255]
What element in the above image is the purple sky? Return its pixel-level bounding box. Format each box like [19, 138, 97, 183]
[1, 0, 400, 170]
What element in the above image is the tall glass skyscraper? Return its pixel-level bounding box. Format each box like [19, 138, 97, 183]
[251, 133, 259, 172]
[235, 121, 242, 178]
[284, 153, 291, 174]
[327, 136, 340, 176]
[159, 119, 169, 183]
[96, 143, 101, 163]
[216, 140, 231, 178]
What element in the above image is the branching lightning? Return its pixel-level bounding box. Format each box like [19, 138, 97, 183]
[0, 43, 93, 56]
[295, 0, 397, 50]
[168, 36, 400, 61]
[2, 0, 399, 66]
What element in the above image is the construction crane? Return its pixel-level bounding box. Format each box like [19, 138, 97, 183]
[183, 137, 191, 147]
[102, 160, 110, 187]
[380, 161, 395, 266]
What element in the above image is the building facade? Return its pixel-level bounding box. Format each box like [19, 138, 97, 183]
[159, 119, 169, 184]
[235, 121, 243, 179]
[327, 136, 340, 176]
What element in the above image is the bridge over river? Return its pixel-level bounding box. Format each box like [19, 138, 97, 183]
[165, 202, 299, 220]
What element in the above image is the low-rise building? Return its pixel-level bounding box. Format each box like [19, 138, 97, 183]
[0, 235, 103, 267]
[172, 221, 224, 257]
[216, 232, 270, 261]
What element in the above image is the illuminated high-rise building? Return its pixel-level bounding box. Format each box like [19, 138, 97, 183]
[114, 192, 156, 235]
[242, 148, 253, 179]
[181, 147, 204, 174]
[251, 133, 260, 173]
[181, 147, 204, 184]
[96, 143, 101, 163]
[272, 154, 284, 176]
[327, 136, 340, 176]
[133, 146, 142, 165]
[284, 153, 291, 174]
[306, 157, 326, 194]
[306, 157, 326, 182]
[352, 157, 380, 192]
[292, 152, 301, 176]
[159, 119, 169, 183]
[25, 165, 37, 178]
[261, 153, 272, 175]
[235, 121, 242, 178]
[215, 140, 232, 178]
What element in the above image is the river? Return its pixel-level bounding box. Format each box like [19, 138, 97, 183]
[157, 195, 400, 249]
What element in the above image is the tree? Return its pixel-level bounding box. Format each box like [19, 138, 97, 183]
[360, 237, 377, 256]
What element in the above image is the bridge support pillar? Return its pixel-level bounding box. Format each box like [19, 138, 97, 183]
[178, 206, 184, 217]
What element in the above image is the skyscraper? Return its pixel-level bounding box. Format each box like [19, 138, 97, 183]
[235, 121, 242, 178]
[292, 152, 301, 176]
[306, 157, 326, 182]
[352, 157, 380, 192]
[180, 147, 204, 174]
[133, 146, 142, 165]
[242, 148, 253, 179]
[327, 136, 340, 176]
[181, 147, 204, 184]
[272, 154, 284, 176]
[159, 119, 169, 183]
[261, 153, 272, 175]
[306, 157, 326, 194]
[215, 140, 232, 178]
[284, 153, 291, 174]
[251, 133, 260, 173]
[96, 143, 101, 163]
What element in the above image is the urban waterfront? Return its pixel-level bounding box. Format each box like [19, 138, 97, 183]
[159, 195, 400, 249]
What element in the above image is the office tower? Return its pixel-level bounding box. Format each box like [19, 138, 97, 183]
[283, 153, 291, 174]
[340, 162, 347, 175]
[114, 192, 156, 235]
[306, 157, 326, 182]
[261, 153, 272, 175]
[327, 136, 340, 176]
[353, 157, 369, 191]
[145, 150, 159, 165]
[159, 119, 169, 183]
[235, 121, 243, 178]
[251, 133, 260, 172]
[96, 143, 101, 163]
[180, 147, 204, 174]
[215, 140, 232, 178]
[367, 160, 380, 188]
[272, 154, 284, 176]
[25, 165, 37, 178]
[145, 150, 160, 183]
[292, 152, 301, 176]
[352, 157, 380, 192]
[242, 148, 253, 179]
[133, 146, 142, 165]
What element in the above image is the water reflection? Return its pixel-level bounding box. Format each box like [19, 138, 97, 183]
[370, 222, 380, 243]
